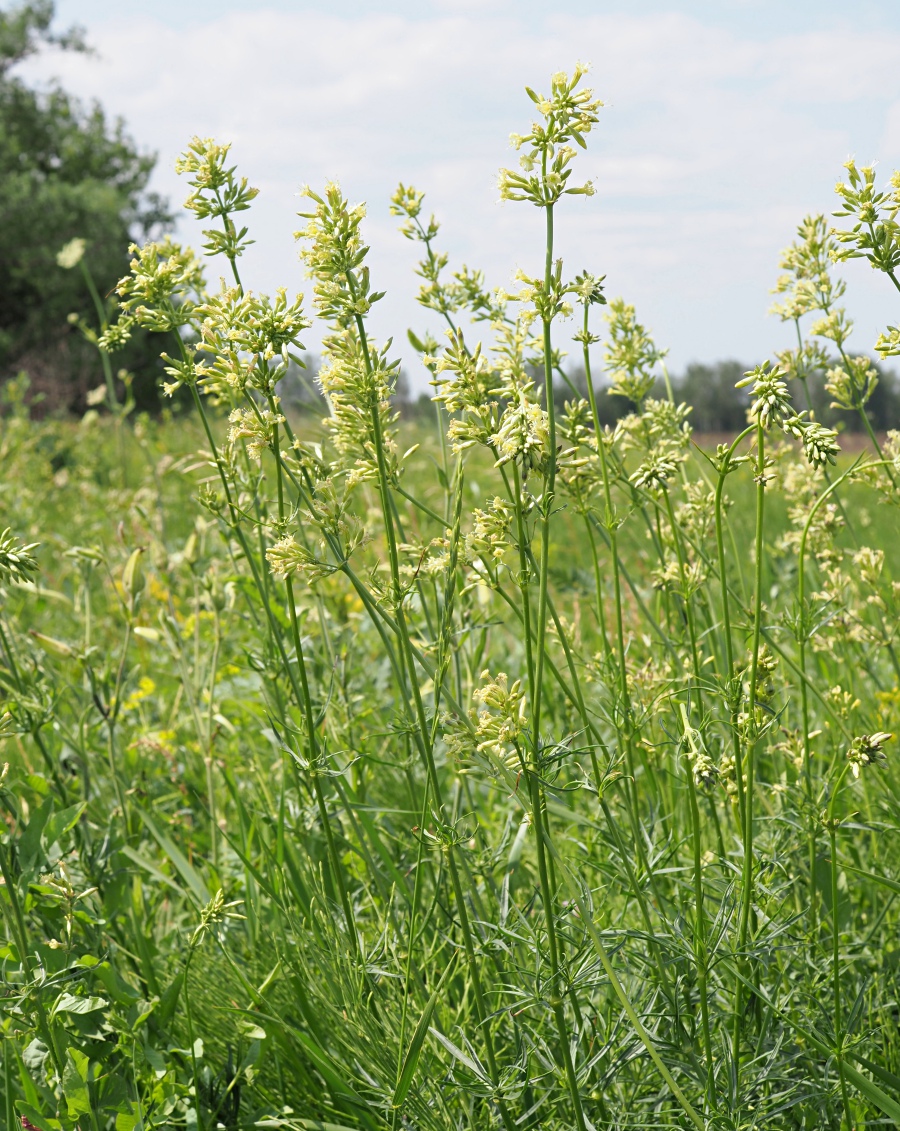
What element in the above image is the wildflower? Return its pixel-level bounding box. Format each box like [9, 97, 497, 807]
[399, 538, 450, 579]
[824, 356, 878, 411]
[570, 269, 607, 312]
[769, 215, 844, 322]
[266, 534, 335, 585]
[825, 685, 860, 720]
[802, 421, 840, 469]
[176, 136, 258, 260]
[492, 393, 551, 475]
[752, 644, 779, 705]
[676, 482, 716, 539]
[680, 704, 717, 790]
[630, 448, 680, 493]
[227, 406, 284, 463]
[472, 670, 528, 770]
[499, 66, 601, 208]
[317, 331, 402, 486]
[56, 237, 86, 270]
[832, 160, 900, 277]
[846, 732, 892, 777]
[196, 286, 309, 396]
[116, 237, 206, 334]
[390, 184, 461, 318]
[639, 398, 692, 450]
[604, 299, 665, 405]
[296, 182, 379, 321]
[467, 497, 515, 563]
[853, 546, 884, 584]
[0, 529, 39, 584]
[431, 334, 502, 418]
[652, 558, 707, 597]
[875, 324, 900, 359]
[189, 888, 245, 948]
[98, 315, 136, 354]
[810, 308, 853, 350]
[737, 362, 793, 429]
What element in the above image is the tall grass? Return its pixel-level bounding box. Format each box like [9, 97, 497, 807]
[2, 69, 900, 1131]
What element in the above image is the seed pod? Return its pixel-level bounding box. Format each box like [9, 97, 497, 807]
[30, 631, 75, 659]
[123, 548, 145, 610]
[183, 531, 199, 566]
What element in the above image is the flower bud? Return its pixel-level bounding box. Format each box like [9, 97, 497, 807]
[123, 548, 145, 610]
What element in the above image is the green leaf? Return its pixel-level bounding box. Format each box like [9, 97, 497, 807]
[392, 956, 457, 1107]
[52, 992, 108, 1017]
[143, 1044, 167, 1078]
[21, 1038, 49, 1076]
[850, 1051, 900, 1093]
[136, 808, 210, 906]
[43, 801, 87, 848]
[238, 1019, 267, 1041]
[119, 843, 191, 901]
[427, 1028, 483, 1077]
[254, 1121, 361, 1131]
[18, 795, 53, 869]
[63, 1048, 91, 1117]
[157, 971, 184, 1026]
[843, 1061, 900, 1124]
[842, 861, 900, 896]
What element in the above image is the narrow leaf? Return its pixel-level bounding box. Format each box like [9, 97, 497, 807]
[393, 956, 457, 1106]
[136, 808, 209, 906]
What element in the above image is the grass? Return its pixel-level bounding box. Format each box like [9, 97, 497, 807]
[2, 68, 900, 1131]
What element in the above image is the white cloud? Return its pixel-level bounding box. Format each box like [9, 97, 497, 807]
[19, 8, 900, 383]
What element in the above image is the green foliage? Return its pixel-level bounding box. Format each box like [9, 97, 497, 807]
[0, 0, 172, 411]
[4, 64, 900, 1131]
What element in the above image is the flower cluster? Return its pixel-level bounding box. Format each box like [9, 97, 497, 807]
[296, 183, 382, 323]
[227, 406, 284, 463]
[832, 161, 900, 274]
[472, 670, 529, 770]
[176, 136, 258, 262]
[466, 497, 515, 563]
[492, 393, 551, 475]
[116, 237, 206, 334]
[604, 298, 665, 405]
[196, 286, 309, 398]
[499, 66, 601, 208]
[846, 732, 892, 777]
[266, 533, 337, 586]
[0, 528, 39, 584]
[770, 214, 845, 323]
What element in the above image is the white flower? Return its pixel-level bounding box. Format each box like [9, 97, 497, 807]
[57, 238, 86, 270]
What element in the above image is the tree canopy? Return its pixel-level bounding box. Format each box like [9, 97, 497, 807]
[0, 0, 171, 410]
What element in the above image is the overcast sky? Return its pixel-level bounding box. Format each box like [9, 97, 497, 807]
[20, 0, 900, 387]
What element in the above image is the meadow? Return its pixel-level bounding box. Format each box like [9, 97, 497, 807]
[3, 68, 900, 1131]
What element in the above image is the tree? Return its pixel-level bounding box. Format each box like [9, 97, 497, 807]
[674, 360, 750, 433]
[0, 0, 172, 412]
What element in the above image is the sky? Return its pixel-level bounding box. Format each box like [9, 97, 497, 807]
[18, 0, 900, 388]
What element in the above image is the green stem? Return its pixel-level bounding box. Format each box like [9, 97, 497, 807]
[733, 421, 766, 1084]
[827, 763, 854, 1131]
[348, 298, 515, 1131]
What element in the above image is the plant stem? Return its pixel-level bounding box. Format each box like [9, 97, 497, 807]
[733, 421, 766, 1085]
